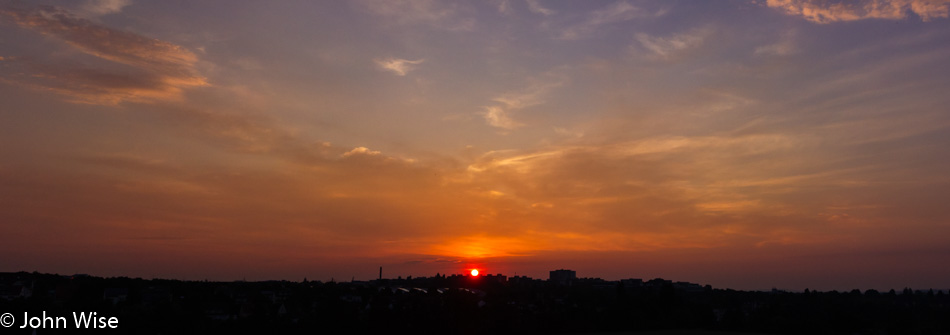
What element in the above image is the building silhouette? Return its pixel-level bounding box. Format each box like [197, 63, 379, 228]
[549, 269, 576, 285]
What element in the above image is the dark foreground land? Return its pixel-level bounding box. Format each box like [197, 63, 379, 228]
[1, 271, 948, 334]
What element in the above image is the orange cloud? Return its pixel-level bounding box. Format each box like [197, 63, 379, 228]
[767, 0, 950, 23]
[0, 5, 207, 104]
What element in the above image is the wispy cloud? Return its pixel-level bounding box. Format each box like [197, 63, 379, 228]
[632, 27, 712, 60]
[482, 106, 523, 130]
[342, 146, 382, 157]
[0, 5, 206, 104]
[494, 0, 513, 15]
[4, 6, 200, 74]
[375, 57, 425, 76]
[358, 0, 475, 31]
[81, 0, 131, 16]
[480, 70, 568, 130]
[754, 30, 798, 56]
[767, 0, 950, 23]
[559, 1, 641, 40]
[491, 79, 562, 110]
[165, 107, 308, 156]
[0, 62, 193, 105]
[525, 0, 555, 16]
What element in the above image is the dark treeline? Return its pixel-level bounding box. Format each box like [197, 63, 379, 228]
[1, 271, 948, 334]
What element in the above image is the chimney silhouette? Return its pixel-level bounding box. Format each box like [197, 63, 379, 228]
[379, 266, 382, 280]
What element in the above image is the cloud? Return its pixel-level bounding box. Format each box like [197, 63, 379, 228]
[358, 0, 475, 31]
[343, 147, 382, 157]
[0, 135, 457, 278]
[0, 5, 206, 104]
[82, 0, 131, 16]
[754, 40, 797, 56]
[491, 82, 557, 110]
[375, 57, 425, 76]
[4, 6, 200, 74]
[482, 106, 523, 130]
[454, 130, 870, 249]
[560, 1, 641, 40]
[633, 28, 712, 60]
[494, 0, 513, 15]
[0, 62, 194, 105]
[754, 30, 798, 56]
[480, 69, 569, 129]
[766, 0, 950, 23]
[156, 106, 345, 167]
[526, 0, 555, 16]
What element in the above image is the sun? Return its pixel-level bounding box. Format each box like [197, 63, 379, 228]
[470, 269, 479, 276]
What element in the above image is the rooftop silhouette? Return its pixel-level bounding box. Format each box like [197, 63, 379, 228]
[2, 270, 947, 334]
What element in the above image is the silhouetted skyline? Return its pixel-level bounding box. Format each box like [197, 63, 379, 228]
[3, 271, 948, 334]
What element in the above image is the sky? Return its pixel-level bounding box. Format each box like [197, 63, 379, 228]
[1, 0, 950, 291]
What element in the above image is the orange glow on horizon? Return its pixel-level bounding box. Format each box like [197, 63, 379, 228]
[427, 235, 537, 259]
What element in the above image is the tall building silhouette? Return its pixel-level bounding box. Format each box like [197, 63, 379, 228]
[549, 269, 576, 285]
